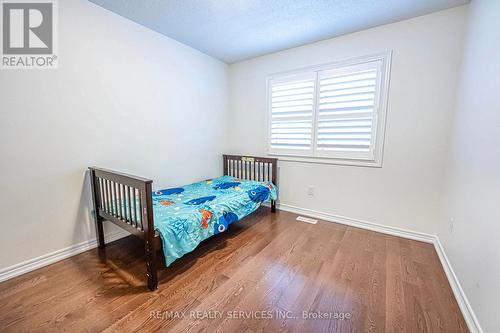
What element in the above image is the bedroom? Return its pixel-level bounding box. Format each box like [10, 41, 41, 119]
[0, 0, 497, 332]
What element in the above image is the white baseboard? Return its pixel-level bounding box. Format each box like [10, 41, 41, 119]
[0, 230, 130, 283]
[273, 202, 482, 333]
[433, 238, 483, 333]
[275, 202, 436, 243]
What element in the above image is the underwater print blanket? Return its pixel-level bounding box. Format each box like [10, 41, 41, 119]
[152, 175, 278, 266]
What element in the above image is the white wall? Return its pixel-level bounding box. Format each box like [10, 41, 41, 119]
[0, 0, 228, 269]
[227, 6, 468, 234]
[438, 0, 500, 331]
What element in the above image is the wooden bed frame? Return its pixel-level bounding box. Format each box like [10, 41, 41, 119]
[89, 154, 278, 290]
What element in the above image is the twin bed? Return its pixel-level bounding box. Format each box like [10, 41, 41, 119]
[89, 155, 278, 290]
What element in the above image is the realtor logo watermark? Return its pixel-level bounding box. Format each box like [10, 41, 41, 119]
[1, 0, 57, 69]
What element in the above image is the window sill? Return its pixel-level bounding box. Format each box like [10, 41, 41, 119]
[267, 153, 383, 168]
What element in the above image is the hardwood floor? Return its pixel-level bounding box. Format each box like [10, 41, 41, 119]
[0, 208, 468, 332]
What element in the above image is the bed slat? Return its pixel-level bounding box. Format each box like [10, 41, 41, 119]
[114, 182, 119, 216]
[104, 180, 109, 214]
[133, 188, 138, 228]
[138, 189, 143, 230]
[117, 183, 123, 221]
[127, 185, 133, 225]
[106, 180, 111, 215]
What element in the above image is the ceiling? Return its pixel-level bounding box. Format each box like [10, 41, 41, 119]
[89, 0, 469, 64]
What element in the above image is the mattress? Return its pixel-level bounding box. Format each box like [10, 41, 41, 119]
[152, 175, 278, 266]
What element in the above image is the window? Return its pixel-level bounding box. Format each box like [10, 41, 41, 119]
[267, 52, 391, 166]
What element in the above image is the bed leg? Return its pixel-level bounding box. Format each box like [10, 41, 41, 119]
[96, 216, 105, 249]
[271, 200, 276, 213]
[89, 168, 106, 249]
[145, 241, 158, 291]
[142, 182, 158, 291]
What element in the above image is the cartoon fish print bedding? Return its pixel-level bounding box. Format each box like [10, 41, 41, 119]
[152, 175, 278, 266]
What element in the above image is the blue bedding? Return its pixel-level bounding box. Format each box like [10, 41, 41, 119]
[152, 176, 278, 266]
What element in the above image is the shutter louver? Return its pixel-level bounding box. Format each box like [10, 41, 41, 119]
[315, 61, 381, 157]
[269, 74, 315, 154]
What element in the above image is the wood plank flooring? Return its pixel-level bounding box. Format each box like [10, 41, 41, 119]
[0, 208, 468, 332]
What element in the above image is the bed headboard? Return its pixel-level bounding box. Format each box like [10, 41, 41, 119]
[223, 154, 278, 186]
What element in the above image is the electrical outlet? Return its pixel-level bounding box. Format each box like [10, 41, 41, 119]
[449, 217, 455, 233]
[307, 186, 315, 197]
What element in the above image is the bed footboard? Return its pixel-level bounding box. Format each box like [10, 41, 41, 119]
[88, 167, 158, 290]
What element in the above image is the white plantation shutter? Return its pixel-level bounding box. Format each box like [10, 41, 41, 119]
[267, 53, 390, 165]
[315, 60, 382, 159]
[269, 74, 316, 154]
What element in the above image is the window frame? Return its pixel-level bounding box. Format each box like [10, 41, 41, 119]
[266, 51, 392, 167]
